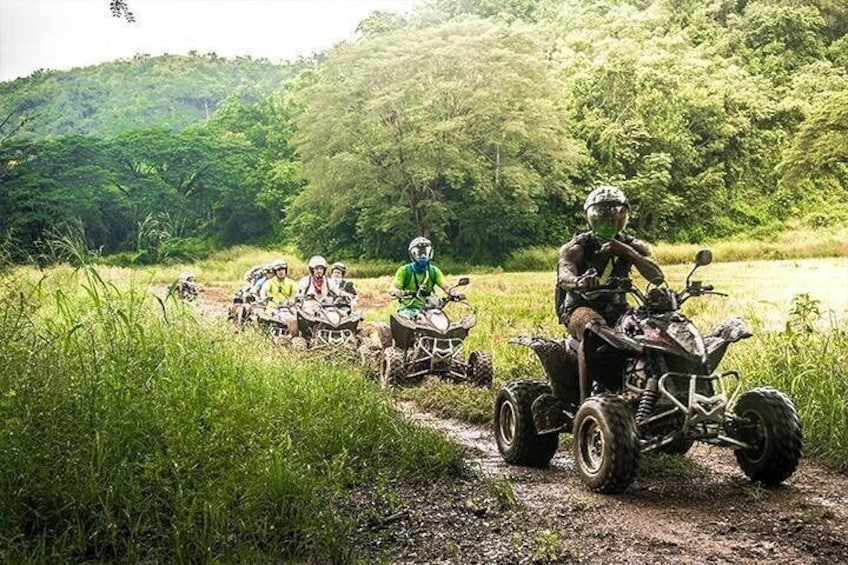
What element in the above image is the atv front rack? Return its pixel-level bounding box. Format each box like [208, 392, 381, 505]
[406, 336, 466, 380]
[640, 371, 754, 451]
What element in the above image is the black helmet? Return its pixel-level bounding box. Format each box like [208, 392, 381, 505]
[584, 185, 629, 240]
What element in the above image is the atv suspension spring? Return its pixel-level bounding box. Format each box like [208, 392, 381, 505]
[636, 386, 658, 425]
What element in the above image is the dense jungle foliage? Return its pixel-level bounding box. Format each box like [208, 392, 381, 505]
[1, 0, 847, 265]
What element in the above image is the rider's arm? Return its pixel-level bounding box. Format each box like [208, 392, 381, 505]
[259, 280, 271, 301]
[557, 241, 585, 291]
[604, 238, 664, 284]
[388, 265, 406, 297]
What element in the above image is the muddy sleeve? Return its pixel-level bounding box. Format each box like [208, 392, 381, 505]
[557, 242, 584, 291]
[629, 238, 665, 284]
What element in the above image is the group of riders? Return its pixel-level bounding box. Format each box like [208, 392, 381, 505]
[178, 185, 657, 388]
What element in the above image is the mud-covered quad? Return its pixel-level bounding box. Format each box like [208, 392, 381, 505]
[255, 300, 297, 342]
[377, 277, 493, 388]
[494, 250, 802, 493]
[293, 295, 368, 357]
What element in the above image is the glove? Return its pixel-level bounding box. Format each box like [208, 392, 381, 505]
[577, 274, 600, 291]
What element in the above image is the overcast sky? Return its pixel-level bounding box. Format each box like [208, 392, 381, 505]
[0, 0, 421, 82]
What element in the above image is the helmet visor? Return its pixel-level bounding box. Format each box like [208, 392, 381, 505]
[409, 243, 433, 260]
[587, 204, 628, 239]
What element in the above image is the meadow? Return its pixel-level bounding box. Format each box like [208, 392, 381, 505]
[1, 241, 846, 561]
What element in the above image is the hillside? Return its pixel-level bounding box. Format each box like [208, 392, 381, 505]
[0, 53, 309, 138]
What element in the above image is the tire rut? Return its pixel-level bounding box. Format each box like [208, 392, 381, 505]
[402, 402, 848, 564]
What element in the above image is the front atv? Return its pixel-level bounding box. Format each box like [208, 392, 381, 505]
[494, 249, 803, 493]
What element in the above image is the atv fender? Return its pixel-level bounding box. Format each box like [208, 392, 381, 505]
[510, 336, 580, 405]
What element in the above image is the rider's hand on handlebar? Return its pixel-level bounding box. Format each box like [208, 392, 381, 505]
[577, 274, 600, 291]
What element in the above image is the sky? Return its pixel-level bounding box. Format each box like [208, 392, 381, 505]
[0, 0, 421, 82]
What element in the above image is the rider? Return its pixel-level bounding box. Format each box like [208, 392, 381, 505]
[388, 237, 463, 317]
[260, 260, 296, 304]
[297, 255, 338, 300]
[168, 271, 197, 300]
[260, 259, 298, 335]
[557, 185, 665, 399]
[329, 261, 357, 299]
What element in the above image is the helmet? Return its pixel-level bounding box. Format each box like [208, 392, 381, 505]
[331, 261, 347, 275]
[408, 237, 433, 261]
[178, 271, 195, 282]
[308, 255, 327, 274]
[262, 264, 275, 275]
[584, 185, 629, 240]
[272, 258, 288, 271]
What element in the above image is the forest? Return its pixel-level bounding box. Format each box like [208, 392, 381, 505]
[1, 0, 847, 265]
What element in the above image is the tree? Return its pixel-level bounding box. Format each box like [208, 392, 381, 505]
[290, 18, 586, 261]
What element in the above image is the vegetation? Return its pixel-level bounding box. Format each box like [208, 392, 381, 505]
[2, 0, 847, 265]
[0, 263, 463, 562]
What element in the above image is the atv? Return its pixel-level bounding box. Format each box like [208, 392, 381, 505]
[255, 300, 297, 343]
[377, 277, 493, 389]
[293, 294, 368, 358]
[494, 249, 802, 493]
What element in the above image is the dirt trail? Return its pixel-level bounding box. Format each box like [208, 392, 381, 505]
[191, 283, 848, 564]
[403, 403, 848, 564]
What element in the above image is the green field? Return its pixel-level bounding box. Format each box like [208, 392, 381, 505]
[1, 253, 846, 561]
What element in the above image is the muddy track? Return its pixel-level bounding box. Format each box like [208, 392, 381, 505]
[403, 403, 848, 564]
[192, 285, 847, 563]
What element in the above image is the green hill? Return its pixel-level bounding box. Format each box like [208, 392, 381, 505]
[0, 52, 308, 138]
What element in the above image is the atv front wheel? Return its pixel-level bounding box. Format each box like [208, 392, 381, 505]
[380, 347, 407, 389]
[494, 380, 559, 467]
[573, 396, 640, 493]
[732, 386, 802, 485]
[373, 323, 393, 350]
[467, 350, 494, 388]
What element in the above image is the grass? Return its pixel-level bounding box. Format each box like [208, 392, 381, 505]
[0, 265, 464, 562]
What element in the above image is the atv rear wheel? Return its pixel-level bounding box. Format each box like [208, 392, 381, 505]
[380, 347, 407, 389]
[732, 386, 802, 485]
[573, 396, 640, 493]
[467, 350, 494, 388]
[495, 380, 559, 467]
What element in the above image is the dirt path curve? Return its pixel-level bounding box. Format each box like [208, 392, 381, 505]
[403, 403, 848, 564]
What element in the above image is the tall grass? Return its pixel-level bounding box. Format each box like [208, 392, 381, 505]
[730, 300, 848, 472]
[0, 265, 463, 562]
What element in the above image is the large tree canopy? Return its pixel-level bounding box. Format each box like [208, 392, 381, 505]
[290, 17, 586, 262]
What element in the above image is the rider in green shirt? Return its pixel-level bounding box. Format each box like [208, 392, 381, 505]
[388, 237, 462, 316]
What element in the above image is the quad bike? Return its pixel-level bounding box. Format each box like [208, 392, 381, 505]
[255, 300, 297, 343]
[494, 249, 802, 493]
[294, 294, 368, 357]
[228, 287, 261, 331]
[377, 277, 493, 389]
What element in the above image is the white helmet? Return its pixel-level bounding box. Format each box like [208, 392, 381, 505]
[408, 237, 433, 261]
[178, 271, 195, 283]
[308, 255, 327, 274]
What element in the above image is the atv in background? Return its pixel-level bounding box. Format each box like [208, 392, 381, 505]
[294, 294, 368, 358]
[494, 250, 802, 493]
[255, 300, 297, 344]
[377, 277, 493, 389]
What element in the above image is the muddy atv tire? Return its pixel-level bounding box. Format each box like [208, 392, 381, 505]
[290, 336, 308, 351]
[467, 350, 494, 388]
[732, 386, 802, 485]
[495, 380, 559, 467]
[373, 323, 393, 350]
[380, 347, 407, 389]
[573, 396, 640, 493]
